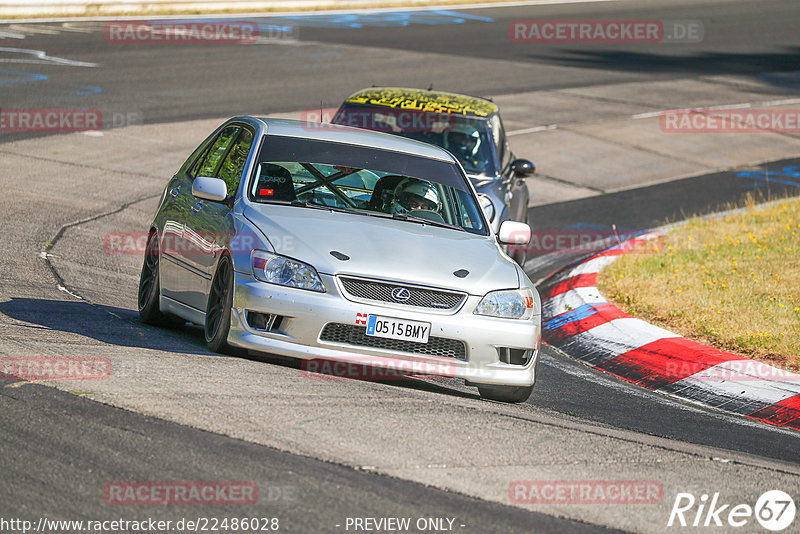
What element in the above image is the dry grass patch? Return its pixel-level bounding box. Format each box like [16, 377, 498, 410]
[598, 197, 800, 369]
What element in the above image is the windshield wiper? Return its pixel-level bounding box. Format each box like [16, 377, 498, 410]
[289, 200, 358, 214]
[392, 212, 466, 232]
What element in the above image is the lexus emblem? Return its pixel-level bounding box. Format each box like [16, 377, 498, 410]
[391, 287, 411, 302]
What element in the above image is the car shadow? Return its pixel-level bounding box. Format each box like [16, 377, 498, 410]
[0, 297, 478, 400]
[0, 297, 210, 355]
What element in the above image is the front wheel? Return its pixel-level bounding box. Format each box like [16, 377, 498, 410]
[138, 232, 170, 325]
[478, 383, 534, 403]
[205, 255, 234, 354]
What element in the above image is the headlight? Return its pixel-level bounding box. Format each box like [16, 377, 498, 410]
[477, 194, 495, 223]
[251, 250, 325, 292]
[474, 288, 537, 319]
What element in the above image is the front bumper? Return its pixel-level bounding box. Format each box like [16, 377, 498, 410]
[228, 272, 541, 387]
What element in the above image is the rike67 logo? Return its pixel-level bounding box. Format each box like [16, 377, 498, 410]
[668, 490, 795, 531]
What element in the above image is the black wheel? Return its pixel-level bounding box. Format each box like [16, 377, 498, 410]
[138, 231, 175, 325]
[205, 255, 234, 353]
[477, 383, 534, 403]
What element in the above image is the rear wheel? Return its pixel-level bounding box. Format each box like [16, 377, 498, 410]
[138, 232, 178, 325]
[205, 255, 234, 354]
[478, 383, 534, 403]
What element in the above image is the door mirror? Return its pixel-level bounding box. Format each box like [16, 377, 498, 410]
[498, 220, 531, 245]
[510, 159, 535, 177]
[192, 176, 228, 203]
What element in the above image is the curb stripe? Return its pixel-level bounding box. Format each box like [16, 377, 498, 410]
[541, 272, 597, 299]
[746, 394, 800, 430]
[597, 337, 743, 390]
[542, 287, 605, 318]
[539, 231, 800, 432]
[556, 318, 681, 366]
[543, 303, 630, 345]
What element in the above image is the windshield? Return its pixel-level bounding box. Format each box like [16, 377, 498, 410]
[333, 104, 497, 176]
[249, 136, 488, 235]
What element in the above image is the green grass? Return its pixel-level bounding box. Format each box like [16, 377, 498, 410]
[597, 197, 800, 368]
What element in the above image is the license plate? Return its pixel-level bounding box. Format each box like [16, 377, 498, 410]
[366, 315, 430, 344]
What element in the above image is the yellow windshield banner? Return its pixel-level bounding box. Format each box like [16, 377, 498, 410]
[346, 88, 496, 117]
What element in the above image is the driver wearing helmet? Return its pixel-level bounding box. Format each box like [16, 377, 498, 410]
[391, 177, 441, 214]
[444, 123, 481, 167]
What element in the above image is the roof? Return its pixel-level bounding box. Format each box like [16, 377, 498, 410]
[342, 87, 499, 119]
[250, 117, 457, 163]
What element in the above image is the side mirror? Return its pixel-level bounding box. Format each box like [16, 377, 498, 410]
[510, 159, 535, 177]
[498, 220, 531, 245]
[192, 176, 228, 203]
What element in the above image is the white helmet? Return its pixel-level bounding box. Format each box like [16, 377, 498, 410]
[391, 178, 441, 214]
[444, 123, 481, 159]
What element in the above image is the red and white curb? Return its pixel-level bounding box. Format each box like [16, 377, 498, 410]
[539, 233, 800, 431]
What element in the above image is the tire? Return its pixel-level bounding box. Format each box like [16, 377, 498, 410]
[477, 383, 534, 403]
[205, 254, 234, 354]
[138, 231, 178, 326]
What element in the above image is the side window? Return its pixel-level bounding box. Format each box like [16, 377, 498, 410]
[491, 115, 511, 170]
[193, 126, 240, 179]
[217, 128, 254, 195]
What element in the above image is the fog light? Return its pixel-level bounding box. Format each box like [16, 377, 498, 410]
[246, 311, 283, 331]
[497, 347, 532, 366]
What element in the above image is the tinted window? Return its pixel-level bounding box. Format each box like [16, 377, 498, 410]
[248, 136, 487, 235]
[490, 115, 510, 170]
[217, 128, 254, 195]
[194, 126, 239, 179]
[334, 104, 496, 176]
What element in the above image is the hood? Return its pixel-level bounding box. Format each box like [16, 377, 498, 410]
[243, 204, 519, 295]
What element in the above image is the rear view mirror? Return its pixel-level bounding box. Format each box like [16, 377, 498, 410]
[192, 176, 228, 203]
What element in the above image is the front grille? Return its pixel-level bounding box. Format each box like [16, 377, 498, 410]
[339, 277, 466, 311]
[319, 323, 467, 360]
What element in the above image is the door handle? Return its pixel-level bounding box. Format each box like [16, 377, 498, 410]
[191, 202, 203, 214]
[169, 188, 180, 199]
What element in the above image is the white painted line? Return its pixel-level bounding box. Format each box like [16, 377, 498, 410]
[507, 124, 557, 136]
[0, 0, 622, 24]
[7, 23, 59, 35]
[0, 47, 98, 66]
[0, 30, 26, 39]
[632, 98, 800, 120]
[762, 97, 800, 106]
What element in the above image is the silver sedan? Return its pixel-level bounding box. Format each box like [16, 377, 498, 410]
[138, 117, 541, 402]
